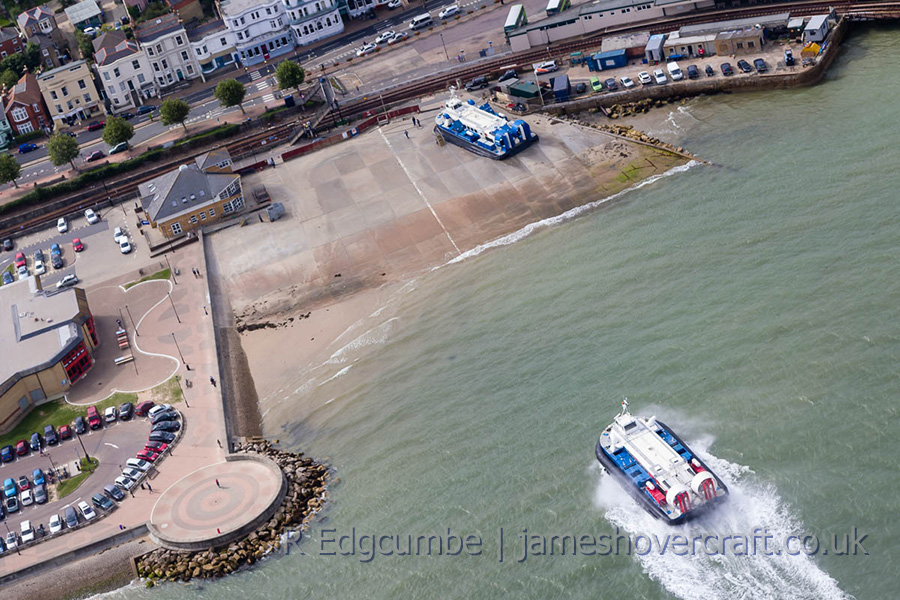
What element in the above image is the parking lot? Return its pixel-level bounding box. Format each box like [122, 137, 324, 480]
[0, 406, 182, 554]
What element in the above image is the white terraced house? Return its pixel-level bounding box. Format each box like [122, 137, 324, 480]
[285, 0, 344, 47]
[344, 0, 377, 19]
[135, 13, 203, 89]
[187, 19, 237, 77]
[93, 31, 155, 112]
[217, 0, 294, 67]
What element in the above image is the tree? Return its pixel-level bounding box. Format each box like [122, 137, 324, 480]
[214, 79, 246, 114]
[159, 98, 190, 131]
[0, 153, 21, 188]
[47, 132, 81, 171]
[102, 116, 134, 146]
[75, 30, 93, 61]
[0, 69, 18, 90]
[22, 42, 41, 72]
[275, 60, 305, 92]
[0, 53, 25, 77]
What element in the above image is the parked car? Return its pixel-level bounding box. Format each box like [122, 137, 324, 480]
[92, 493, 114, 511]
[82, 26, 98, 37]
[86, 406, 101, 429]
[120, 402, 134, 421]
[720, 62, 734, 76]
[126, 458, 152, 471]
[150, 409, 178, 424]
[34, 485, 47, 504]
[574, 81, 587, 94]
[145, 441, 168, 453]
[589, 76, 602, 92]
[438, 4, 459, 19]
[113, 227, 126, 244]
[637, 71, 652, 85]
[148, 404, 172, 419]
[104, 483, 125, 501]
[705, 64, 714, 77]
[17, 264, 28, 279]
[20, 520, 35, 543]
[20, 489, 33, 506]
[135, 401, 155, 417]
[387, 0, 402, 7]
[109, 142, 128, 154]
[136, 105, 155, 115]
[17, 475, 30, 491]
[74, 415, 87, 434]
[86, 150, 105, 162]
[32, 469, 45, 486]
[355, 43, 378, 57]
[115, 475, 136, 490]
[148, 431, 176, 443]
[497, 69, 518, 83]
[753, 58, 767, 73]
[59, 424, 72, 439]
[43, 424, 58, 445]
[104, 406, 118, 423]
[1, 271, 12, 285]
[620, 76, 635, 89]
[736, 59, 752, 73]
[16, 439, 28, 455]
[5, 496, 18, 513]
[784, 48, 795, 66]
[78, 500, 97, 520]
[2, 238, 13, 251]
[534, 60, 558, 75]
[56, 274, 79, 289]
[122, 467, 142, 481]
[18, 143, 37, 154]
[65, 506, 78, 528]
[3, 478, 15, 498]
[387, 31, 408, 44]
[60, 131, 76, 138]
[5, 531, 17, 549]
[687, 65, 700, 79]
[119, 238, 132, 254]
[0, 446, 13, 462]
[33, 259, 45, 275]
[653, 69, 667, 84]
[119, 112, 135, 120]
[57, 217, 67, 233]
[49, 513, 63, 534]
[465, 76, 489, 92]
[152, 421, 181, 432]
[136, 450, 160, 462]
[604, 78, 617, 91]
[374, 30, 395, 45]
[72, 238, 84, 252]
[86, 121, 105, 131]
[29, 432, 41, 451]
[51, 253, 63, 269]
[84, 208, 100, 224]
[14, 251, 25, 268]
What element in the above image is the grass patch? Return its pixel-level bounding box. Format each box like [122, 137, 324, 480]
[56, 457, 99, 499]
[0, 393, 137, 450]
[149, 375, 183, 406]
[124, 267, 170, 290]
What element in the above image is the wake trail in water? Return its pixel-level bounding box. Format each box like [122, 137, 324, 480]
[593, 439, 851, 600]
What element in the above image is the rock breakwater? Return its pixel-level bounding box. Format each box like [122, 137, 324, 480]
[135, 440, 329, 585]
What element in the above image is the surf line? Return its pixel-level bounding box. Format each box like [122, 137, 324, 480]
[380, 127, 462, 255]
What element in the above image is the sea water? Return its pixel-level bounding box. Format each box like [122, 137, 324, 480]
[109, 25, 899, 600]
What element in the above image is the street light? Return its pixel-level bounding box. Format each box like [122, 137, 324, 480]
[175, 374, 189, 408]
[46, 452, 57, 479]
[125, 304, 139, 336]
[76, 430, 90, 463]
[164, 254, 177, 283]
[171, 332, 187, 365]
[439, 33, 449, 62]
[167, 292, 182, 324]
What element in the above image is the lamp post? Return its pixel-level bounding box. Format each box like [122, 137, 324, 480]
[125, 304, 139, 336]
[439, 33, 449, 62]
[46, 452, 57, 479]
[167, 292, 181, 324]
[171, 332, 186, 364]
[76, 430, 90, 463]
[164, 254, 177, 284]
[176, 374, 189, 408]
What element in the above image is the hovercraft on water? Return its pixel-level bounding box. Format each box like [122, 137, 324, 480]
[433, 87, 538, 160]
[596, 400, 728, 524]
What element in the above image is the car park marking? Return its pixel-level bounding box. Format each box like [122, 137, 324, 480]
[104, 443, 119, 449]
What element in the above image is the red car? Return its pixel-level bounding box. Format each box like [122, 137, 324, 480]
[136, 450, 159, 462]
[58, 424, 72, 440]
[72, 238, 84, 252]
[14, 252, 25, 268]
[15, 440, 28, 455]
[135, 401, 154, 417]
[86, 406, 101, 429]
[85, 150, 105, 162]
[144, 441, 168, 453]
[87, 121, 105, 131]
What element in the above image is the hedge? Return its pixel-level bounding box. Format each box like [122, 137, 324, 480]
[13, 130, 44, 145]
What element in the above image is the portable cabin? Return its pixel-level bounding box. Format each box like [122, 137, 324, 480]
[803, 15, 829, 43]
[588, 48, 627, 72]
[644, 34, 665, 64]
[551, 74, 570, 102]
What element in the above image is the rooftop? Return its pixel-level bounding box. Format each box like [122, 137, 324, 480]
[0, 27, 21, 43]
[94, 31, 141, 66]
[37, 59, 89, 81]
[218, 0, 281, 17]
[0, 278, 85, 394]
[136, 13, 186, 44]
[194, 147, 231, 170]
[186, 18, 228, 42]
[139, 163, 238, 222]
[64, 0, 103, 25]
[679, 12, 789, 36]
[5, 72, 42, 107]
[17, 5, 55, 30]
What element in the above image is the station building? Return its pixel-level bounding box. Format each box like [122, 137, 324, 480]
[0, 277, 99, 433]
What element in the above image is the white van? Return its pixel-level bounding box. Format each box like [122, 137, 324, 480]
[667, 61, 684, 81]
[409, 13, 433, 30]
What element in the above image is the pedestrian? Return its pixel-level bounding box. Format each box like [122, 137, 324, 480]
[210, 376, 216, 387]
[140, 483, 146, 490]
[404, 130, 409, 139]
[217, 439, 222, 448]
[217, 528, 221, 534]
[216, 478, 221, 488]
[147, 483, 153, 493]
[203, 306, 209, 315]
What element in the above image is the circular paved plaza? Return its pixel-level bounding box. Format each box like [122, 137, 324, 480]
[149, 457, 285, 549]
